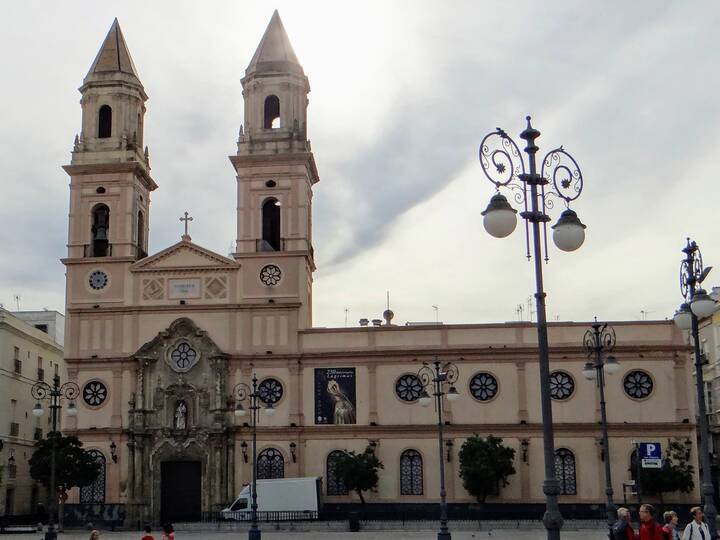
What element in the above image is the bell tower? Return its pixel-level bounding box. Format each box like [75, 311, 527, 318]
[63, 19, 156, 263]
[230, 11, 319, 328]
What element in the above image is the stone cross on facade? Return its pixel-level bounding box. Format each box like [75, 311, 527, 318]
[180, 211, 193, 241]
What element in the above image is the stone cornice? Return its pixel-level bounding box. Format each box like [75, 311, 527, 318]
[62, 161, 158, 191]
[229, 152, 319, 185]
[65, 302, 302, 315]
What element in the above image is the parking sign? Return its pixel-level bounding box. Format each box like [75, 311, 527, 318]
[640, 442, 662, 468]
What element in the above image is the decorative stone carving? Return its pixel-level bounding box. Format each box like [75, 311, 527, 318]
[142, 278, 165, 300]
[204, 276, 228, 299]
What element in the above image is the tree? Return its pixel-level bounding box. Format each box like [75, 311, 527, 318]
[29, 435, 101, 508]
[333, 446, 384, 504]
[458, 434, 516, 504]
[632, 440, 694, 505]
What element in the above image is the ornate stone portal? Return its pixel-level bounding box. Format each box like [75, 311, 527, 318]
[126, 318, 234, 524]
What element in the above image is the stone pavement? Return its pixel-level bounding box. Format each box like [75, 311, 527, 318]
[2, 529, 609, 540]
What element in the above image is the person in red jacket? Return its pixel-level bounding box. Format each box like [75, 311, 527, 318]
[639, 504, 665, 540]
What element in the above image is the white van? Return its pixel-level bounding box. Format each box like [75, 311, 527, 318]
[221, 477, 321, 520]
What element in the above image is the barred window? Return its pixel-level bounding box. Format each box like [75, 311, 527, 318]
[400, 449, 423, 495]
[326, 450, 348, 495]
[554, 448, 576, 495]
[257, 448, 284, 479]
[80, 450, 106, 503]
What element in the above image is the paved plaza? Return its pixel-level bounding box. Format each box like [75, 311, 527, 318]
[2, 528, 610, 540]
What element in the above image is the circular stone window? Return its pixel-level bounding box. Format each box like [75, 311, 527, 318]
[82, 380, 108, 407]
[170, 341, 198, 371]
[623, 370, 654, 399]
[549, 370, 575, 401]
[469, 372, 499, 402]
[395, 374, 424, 402]
[88, 270, 108, 290]
[96, 186, 106, 194]
[257, 378, 284, 405]
[265, 180, 277, 188]
[260, 265, 282, 286]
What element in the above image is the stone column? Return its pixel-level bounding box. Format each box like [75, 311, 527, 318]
[368, 364, 379, 424]
[66, 368, 79, 431]
[288, 359, 304, 426]
[111, 367, 123, 428]
[520, 438, 531, 500]
[516, 361, 528, 423]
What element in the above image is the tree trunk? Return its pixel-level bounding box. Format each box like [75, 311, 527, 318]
[357, 489, 365, 504]
[58, 489, 65, 532]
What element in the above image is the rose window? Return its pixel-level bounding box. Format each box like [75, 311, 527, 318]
[83, 381, 108, 407]
[549, 370, 575, 401]
[395, 374, 424, 402]
[623, 370, 653, 399]
[469, 372, 499, 401]
[260, 265, 282, 286]
[257, 378, 283, 405]
[170, 342, 197, 370]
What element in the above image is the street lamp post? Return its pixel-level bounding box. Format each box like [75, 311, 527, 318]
[479, 117, 587, 540]
[417, 359, 460, 540]
[673, 238, 718, 538]
[233, 374, 275, 540]
[31, 373, 79, 540]
[581, 321, 620, 536]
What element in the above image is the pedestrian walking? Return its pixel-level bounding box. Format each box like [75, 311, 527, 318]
[613, 507, 639, 540]
[682, 507, 711, 540]
[639, 504, 664, 540]
[663, 511, 681, 540]
[141, 524, 155, 540]
[161, 523, 175, 540]
[89, 531, 100, 540]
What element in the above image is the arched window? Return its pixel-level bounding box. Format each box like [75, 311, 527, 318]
[137, 210, 145, 257]
[91, 204, 110, 257]
[326, 450, 348, 496]
[98, 105, 112, 138]
[261, 198, 281, 251]
[80, 450, 106, 503]
[400, 449, 423, 495]
[257, 448, 284, 479]
[554, 448, 577, 495]
[264, 95, 280, 129]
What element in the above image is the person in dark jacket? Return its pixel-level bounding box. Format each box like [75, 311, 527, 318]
[613, 507, 639, 540]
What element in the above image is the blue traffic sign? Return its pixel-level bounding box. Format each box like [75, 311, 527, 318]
[640, 442, 662, 459]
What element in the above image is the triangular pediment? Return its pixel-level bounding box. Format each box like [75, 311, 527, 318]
[131, 240, 238, 272]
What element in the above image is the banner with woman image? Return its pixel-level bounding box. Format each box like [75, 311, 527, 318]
[314, 367, 356, 425]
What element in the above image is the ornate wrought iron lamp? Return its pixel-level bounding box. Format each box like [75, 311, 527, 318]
[232, 374, 274, 540]
[31, 373, 80, 540]
[479, 117, 586, 540]
[581, 321, 620, 535]
[673, 238, 718, 538]
[416, 359, 459, 540]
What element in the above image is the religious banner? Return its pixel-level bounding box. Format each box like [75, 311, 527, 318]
[314, 368, 356, 425]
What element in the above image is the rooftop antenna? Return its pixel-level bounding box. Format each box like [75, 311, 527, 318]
[344, 307, 349, 327]
[383, 291, 395, 326]
[640, 310, 654, 320]
[13, 294, 20, 311]
[432, 304, 439, 324]
[516, 303, 525, 321]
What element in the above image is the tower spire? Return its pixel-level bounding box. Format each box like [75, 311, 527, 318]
[245, 10, 303, 76]
[85, 18, 141, 83]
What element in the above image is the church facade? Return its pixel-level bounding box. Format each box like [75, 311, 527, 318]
[61, 14, 700, 525]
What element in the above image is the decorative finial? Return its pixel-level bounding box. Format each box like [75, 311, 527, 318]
[526, 116, 532, 129]
[73, 134, 80, 152]
[239, 124, 244, 135]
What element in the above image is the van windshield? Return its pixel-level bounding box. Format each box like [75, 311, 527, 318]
[230, 498, 248, 511]
[230, 499, 247, 512]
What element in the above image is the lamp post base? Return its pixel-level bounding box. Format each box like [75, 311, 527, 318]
[44, 529, 57, 540]
[437, 531, 451, 540]
[248, 528, 262, 540]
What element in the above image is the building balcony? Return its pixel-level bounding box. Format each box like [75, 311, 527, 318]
[37, 368, 44, 382]
[14, 359, 21, 374]
[9, 422, 19, 437]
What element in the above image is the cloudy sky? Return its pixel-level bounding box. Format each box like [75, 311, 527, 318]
[1, 1, 718, 328]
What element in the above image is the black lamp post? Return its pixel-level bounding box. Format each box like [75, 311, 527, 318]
[581, 321, 620, 536]
[479, 117, 587, 540]
[233, 374, 275, 540]
[672, 238, 718, 538]
[31, 373, 80, 540]
[417, 359, 460, 540]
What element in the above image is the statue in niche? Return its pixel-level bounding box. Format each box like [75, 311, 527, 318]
[174, 400, 188, 430]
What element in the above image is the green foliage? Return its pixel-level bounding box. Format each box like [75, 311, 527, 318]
[29, 435, 101, 494]
[458, 434, 516, 503]
[333, 446, 384, 504]
[632, 440, 694, 504]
